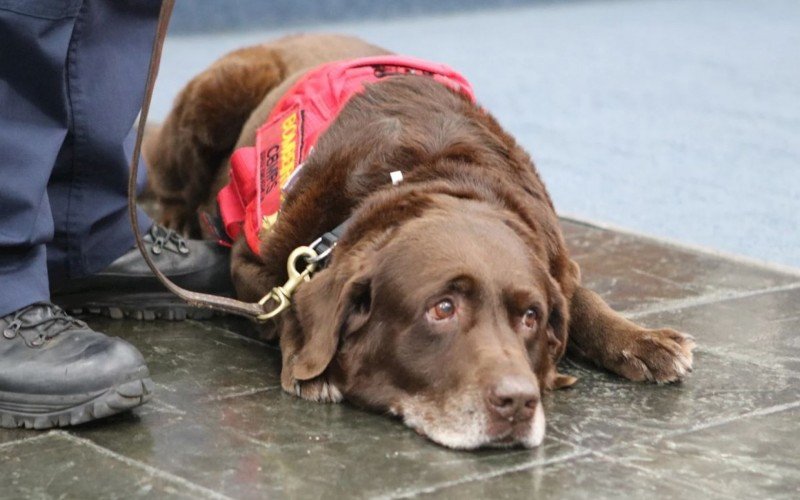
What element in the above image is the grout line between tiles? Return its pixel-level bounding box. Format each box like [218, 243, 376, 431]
[573, 400, 800, 464]
[223, 425, 376, 453]
[622, 282, 800, 319]
[586, 449, 731, 500]
[378, 448, 593, 499]
[199, 385, 281, 402]
[658, 400, 800, 440]
[700, 345, 800, 378]
[55, 432, 233, 500]
[0, 431, 58, 450]
[148, 398, 188, 416]
[222, 428, 311, 453]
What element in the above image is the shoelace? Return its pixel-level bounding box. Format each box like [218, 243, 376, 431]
[149, 224, 189, 255]
[2, 304, 88, 347]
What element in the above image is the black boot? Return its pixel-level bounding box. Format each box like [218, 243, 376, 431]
[0, 302, 152, 429]
[51, 224, 233, 320]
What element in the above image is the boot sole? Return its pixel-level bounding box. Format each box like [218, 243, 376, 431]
[0, 377, 154, 430]
[52, 292, 220, 321]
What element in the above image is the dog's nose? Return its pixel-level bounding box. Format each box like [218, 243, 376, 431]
[486, 376, 539, 422]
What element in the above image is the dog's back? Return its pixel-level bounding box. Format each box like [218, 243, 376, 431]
[146, 34, 389, 236]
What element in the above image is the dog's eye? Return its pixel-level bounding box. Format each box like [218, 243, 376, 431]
[429, 299, 456, 321]
[522, 308, 538, 329]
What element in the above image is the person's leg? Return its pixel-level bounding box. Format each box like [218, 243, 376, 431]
[46, 0, 157, 286]
[0, 0, 80, 317]
[0, 0, 152, 430]
[45, 0, 233, 320]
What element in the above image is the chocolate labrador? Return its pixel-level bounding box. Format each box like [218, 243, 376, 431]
[146, 34, 695, 449]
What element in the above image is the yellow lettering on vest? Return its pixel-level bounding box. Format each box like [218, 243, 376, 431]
[279, 113, 298, 187]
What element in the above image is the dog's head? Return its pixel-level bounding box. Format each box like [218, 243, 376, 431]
[282, 194, 576, 449]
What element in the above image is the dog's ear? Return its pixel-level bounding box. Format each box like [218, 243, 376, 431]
[289, 266, 373, 381]
[544, 278, 577, 389]
[545, 276, 569, 363]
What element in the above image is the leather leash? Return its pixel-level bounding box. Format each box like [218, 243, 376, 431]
[127, 0, 267, 320]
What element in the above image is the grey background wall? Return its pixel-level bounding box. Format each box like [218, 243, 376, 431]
[154, 0, 800, 270]
[169, 0, 563, 34]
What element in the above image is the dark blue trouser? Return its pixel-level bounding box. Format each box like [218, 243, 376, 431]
[0, 0, 159, 316]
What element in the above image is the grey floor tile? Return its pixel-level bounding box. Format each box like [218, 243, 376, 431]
[90, 318, 282, 408]
[546, 349, 800, 450]
[601, 406, 800, 500]
[420, 451, 722, 500]
[0, 433, 206, 499]
[562, 220, 799, 314]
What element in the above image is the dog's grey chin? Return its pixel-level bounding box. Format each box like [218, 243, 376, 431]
[401, 397, 546, 450]
[423, 427, 545, 450]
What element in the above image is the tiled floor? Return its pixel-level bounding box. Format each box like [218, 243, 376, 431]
[2, 219, 799, 499]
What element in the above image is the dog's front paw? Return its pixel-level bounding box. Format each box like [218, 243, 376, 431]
[613, 328, 696, 383]
[288, 377, 343, 403]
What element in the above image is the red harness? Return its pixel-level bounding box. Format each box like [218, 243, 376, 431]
[217, 56, 476, 254]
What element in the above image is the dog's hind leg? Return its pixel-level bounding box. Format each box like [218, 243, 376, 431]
[567, 285, 696, 383]
[146, 45, 287, 237]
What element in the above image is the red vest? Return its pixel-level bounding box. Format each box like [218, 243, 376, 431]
[217, 56, 476, 254]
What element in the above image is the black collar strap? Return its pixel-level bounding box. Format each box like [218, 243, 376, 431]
[307, 219, 350, 267]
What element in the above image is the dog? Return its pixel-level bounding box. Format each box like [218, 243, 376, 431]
[146, 34, 695, 449]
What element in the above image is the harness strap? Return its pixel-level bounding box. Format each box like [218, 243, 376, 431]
[219, 56, 475, 256]
[127, 0, 267, 320]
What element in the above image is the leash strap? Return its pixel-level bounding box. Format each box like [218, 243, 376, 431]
[127, 0, 266, 319]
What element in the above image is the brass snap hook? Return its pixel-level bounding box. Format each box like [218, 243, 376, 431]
[256, 246, 318, 321]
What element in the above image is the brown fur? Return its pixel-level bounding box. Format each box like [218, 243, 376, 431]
[146, 34, 695, 449]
